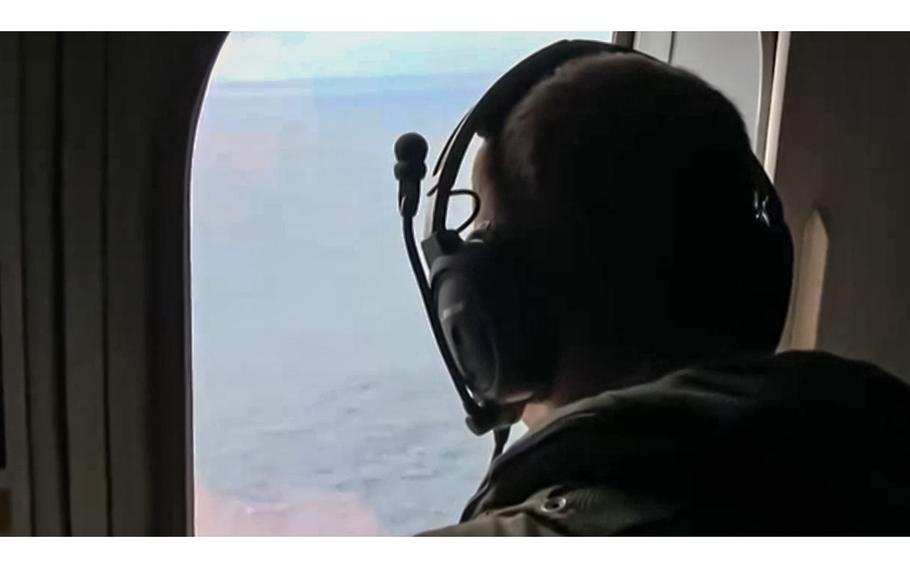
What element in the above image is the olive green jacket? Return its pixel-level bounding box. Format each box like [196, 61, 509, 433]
[422, 351, 910, 536]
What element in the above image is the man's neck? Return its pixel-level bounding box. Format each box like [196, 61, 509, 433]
[520, 400, 557, 430]
[520, 349, 686, 430]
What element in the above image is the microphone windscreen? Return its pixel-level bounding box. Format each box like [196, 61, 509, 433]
[395, 132, 428, 163]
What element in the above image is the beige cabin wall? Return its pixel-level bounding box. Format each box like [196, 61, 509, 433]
[775, 32, 910, 380]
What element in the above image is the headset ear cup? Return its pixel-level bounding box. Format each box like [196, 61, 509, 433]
[745, 164, 795, 349]
[723, 218, 795, 351]
[751, 219, 795, 348]
[434, 266, 500, 395]
[430, 241, 557, 404]
[710, 217, 790, 355]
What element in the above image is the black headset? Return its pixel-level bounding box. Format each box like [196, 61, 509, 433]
[393, 39, 792, 452]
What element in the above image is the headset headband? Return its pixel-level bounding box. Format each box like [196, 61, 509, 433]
[425, 39, 784, 239]
[427, 40, 646, 235]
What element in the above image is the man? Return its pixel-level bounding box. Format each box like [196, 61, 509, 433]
[421, 52, 910, 535]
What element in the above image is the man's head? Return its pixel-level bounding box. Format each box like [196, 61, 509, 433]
[471, 52, 793, 415]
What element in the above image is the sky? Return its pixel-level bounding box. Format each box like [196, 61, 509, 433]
[213, 32, 615, 82]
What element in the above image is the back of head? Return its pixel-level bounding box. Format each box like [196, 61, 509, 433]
[476, 52, 792, 378]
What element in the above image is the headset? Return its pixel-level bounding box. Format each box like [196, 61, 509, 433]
[393, 39, 793, 456]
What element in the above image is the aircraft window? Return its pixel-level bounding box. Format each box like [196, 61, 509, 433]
[191, 31, 613, 536]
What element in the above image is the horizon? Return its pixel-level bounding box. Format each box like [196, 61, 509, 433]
[213, 32, 615, 83]
[210, 69, 501, 87]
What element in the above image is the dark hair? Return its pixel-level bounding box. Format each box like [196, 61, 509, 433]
[478, 52, 791, 372]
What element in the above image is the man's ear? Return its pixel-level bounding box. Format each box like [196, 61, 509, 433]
[472, 142, 499, 226]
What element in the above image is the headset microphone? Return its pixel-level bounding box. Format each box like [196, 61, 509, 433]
[394, 132, 514, 454]
[394, 132, 427, 219]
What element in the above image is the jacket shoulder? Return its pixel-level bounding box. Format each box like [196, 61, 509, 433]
[419, 485, 677, 536]
[418, 512, 564, 536]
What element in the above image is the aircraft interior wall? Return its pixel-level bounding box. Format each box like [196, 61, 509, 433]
[775, 32, 910, 380]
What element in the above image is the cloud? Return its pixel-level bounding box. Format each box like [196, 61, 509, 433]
[212, 31, 615, 82]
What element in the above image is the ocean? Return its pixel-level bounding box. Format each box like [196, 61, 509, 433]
[190, 73, 518, 536]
